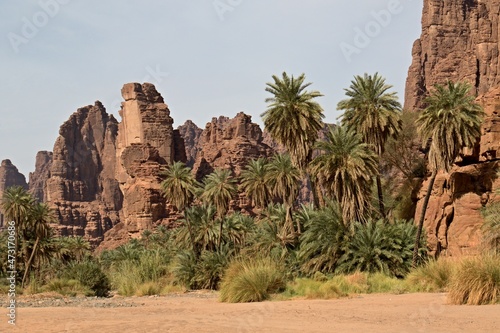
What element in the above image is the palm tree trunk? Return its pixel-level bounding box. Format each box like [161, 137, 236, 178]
[376, 175, 386, 219]
[412, 170, 437, 267]
[22, 236, 39, 288]
[218, 218, 224, 251]
[185, 215, 198, 259]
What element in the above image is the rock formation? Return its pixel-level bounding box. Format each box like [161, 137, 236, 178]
[405, 0, 500, 111]
[408, 0, 500, 256]
[43, 101, 122, 245]
[192, 112, 274, 181]
[101, 82, 186, 249]
[28, 151, 53, 202]
[177, 120, 203, 167]
[0, 159, 28, 228]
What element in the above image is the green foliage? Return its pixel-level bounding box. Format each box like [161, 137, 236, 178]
[298, 203, 347, 275]
[481, 198, 500, 253]
[337, 219, 425, 277]
[448, 255, 500, 305]
[239, 158, 272, 209]
[311, 126, 378, 223]
[417, 81, 484, 173]
[219, 257, 286, 303]
[201, 168, 237, 217]
[160, 161, 200, 211]
[262, 72, 324, 170]
[60, 259, 110, 297]
[172, 250, 197, 289]
[103, 239, 172, 296]
[338, 72, 402, 156]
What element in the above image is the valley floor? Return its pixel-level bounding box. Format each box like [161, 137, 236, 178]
[1, 292, 498, 333]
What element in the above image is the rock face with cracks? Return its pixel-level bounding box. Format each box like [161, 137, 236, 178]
[45, 101, 122, 246]
[407, 0, 500, 256]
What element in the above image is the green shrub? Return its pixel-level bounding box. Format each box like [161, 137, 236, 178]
[219, 257, 285, 303]
[337, 219, 426, 277]
[194, 246, 234, 290]
[297, 203, 347, 275]
[60, 260, 110, 297]
[448, 255, 500, 305]
[172, 250, 197, 289]
[406, 258, 455, 292]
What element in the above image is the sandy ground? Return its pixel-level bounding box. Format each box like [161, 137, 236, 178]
[1, 292, 499, 333]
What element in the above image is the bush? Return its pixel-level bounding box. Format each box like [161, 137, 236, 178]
[219, 257, 285, 303]
[60, 260, 110, 297]
[406, 258, 455, 292]
[448, 255, 500, 305]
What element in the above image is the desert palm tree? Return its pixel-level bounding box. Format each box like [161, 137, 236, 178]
[21, 202, 54, 287]
[262, 72, 324, 207]
[266, 154, 301, 235]
[1, 186, 34, 281]
[338, 73, 402, 218]
[239, 158, 271, 210]
[412, 81, 484, 266]
[161, 161, 200, 255]
[200, 169, 238, 248]
[311, 126, 379, 224]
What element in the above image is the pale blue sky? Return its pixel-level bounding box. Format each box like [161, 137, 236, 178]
[1, 0, 423, 176]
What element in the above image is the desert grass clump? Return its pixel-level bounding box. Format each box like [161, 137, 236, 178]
[448, 255, 500, 305]
[43, 279, 90, 297]
[219, 257, 285, 303]
[366, 273, 407, 294]
[406, 258, 456, 292]
[285, 278, 347, 299]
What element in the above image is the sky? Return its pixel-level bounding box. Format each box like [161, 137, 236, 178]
[0, 0, 423, 177]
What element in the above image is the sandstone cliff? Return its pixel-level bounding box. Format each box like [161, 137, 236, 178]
[408, 0, 500, 256]
[0, 159, 28, 228]
[44, 101, 121, 245]
[99, 83, 186, 250]
[28, 151, 53, 202]
[177, 120, 203, 167]
[405, 0, 500, 111]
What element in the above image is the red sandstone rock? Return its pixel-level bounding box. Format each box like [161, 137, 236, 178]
[28, 151, 53, 202]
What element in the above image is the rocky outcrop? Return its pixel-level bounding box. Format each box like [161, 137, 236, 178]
[192, 112, 274, 181]
[177, 120, 203, 167]
[405, 0, 500, 111]
[28, 151, 53, 202]
[44, 101, 122, 245]
[0, 159, 28, 228]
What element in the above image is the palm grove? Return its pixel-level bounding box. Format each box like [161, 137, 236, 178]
[1, 73, 489, 301]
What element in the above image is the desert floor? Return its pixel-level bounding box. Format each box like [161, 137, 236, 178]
[1, 292, 499, 333]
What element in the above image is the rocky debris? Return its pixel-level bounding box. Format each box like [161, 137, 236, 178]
[415, 88, 500, 257]
[0, 159, 28, 227]
[177, 120, 203, 167]
[45, 101, 122, 246]
[192, 112, 274, 181]
[28, 151, 53, 202]
[405, 0, 500, 111]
